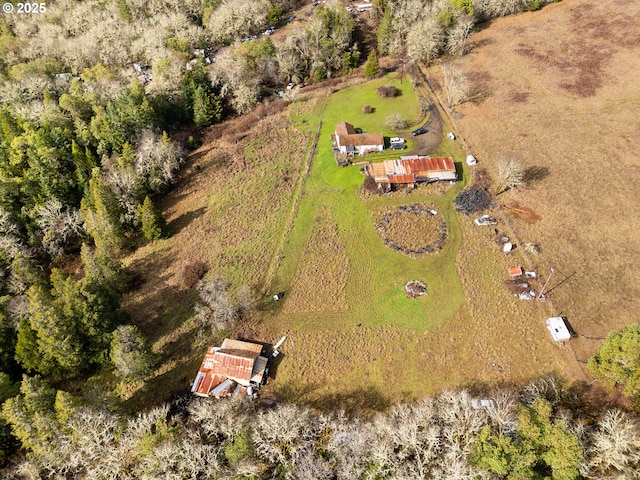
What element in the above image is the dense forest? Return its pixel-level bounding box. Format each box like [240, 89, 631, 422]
[0, 0, 639, 477]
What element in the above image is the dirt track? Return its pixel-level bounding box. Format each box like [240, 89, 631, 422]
[407, 66, 445, 155]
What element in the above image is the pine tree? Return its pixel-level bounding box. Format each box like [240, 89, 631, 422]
[137, 196, 168, 240]
[364, 49, 380, 78]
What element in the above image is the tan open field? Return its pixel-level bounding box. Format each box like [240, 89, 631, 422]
[428, 0, 640, 371]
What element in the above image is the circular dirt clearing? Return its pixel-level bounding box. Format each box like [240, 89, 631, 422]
[373, 204, 447, 256]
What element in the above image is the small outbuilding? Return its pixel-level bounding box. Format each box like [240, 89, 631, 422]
[546, 317, 571, 342]
[191, 338, 269, 398]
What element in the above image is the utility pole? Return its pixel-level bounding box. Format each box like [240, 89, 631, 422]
[537, 267, 554, 300]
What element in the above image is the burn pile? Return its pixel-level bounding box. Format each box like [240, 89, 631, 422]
[454, 186, 492, 215]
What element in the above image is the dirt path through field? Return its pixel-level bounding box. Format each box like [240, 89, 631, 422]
[408, 65, 445, 155]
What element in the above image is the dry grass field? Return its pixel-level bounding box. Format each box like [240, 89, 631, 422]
[427, 0, 640, 376]
[372, 204, 447, 256]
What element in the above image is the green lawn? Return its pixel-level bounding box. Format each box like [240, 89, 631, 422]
[263, 74, 472, 406]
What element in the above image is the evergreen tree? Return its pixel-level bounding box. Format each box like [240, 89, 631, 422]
[110, 325, 155, 381]
[471, 398, 583, 480]
[364, 49, 380, 78]
[0, 373, 17, 464]
[588, 323, 640, 401]
[14, 318, 42, 373]
[137, 196, 168, 240]
[22, 280, 84, 376]
[377, 8, 393, 55]
[193, 86, 221, 128]
[0, 298, 17, 375]
[1, 375, 59, 457]
[81, 174, 126, 253]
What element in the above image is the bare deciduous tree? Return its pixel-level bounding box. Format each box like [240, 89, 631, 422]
[252, 404, 315, 465]
[441, 63, 470, 107]
[385, 113, 407, 130]
[195, 277, 238, 332]
[135, 129, 184, 192]
[496, 156, 524, 194]
[586, 409, 640, 477]
[0, 208, 25, 259]
[446, 17, 475, 56]
[406, 18, 446, 65]
[34, 199, 84, 256]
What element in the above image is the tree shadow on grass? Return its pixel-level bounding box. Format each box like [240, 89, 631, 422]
[125, 354, 202, 411]
[307, 386, 392, 417]
[523, 165, 551, 186]
[167, 206, 207, 235]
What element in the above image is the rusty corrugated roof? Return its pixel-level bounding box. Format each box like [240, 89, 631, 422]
[368, 162, 389, 181]
[193, 339, 267, 396]
[388, 173, 415, 184]
[376, 156, 455, 184]
[403, 156, 455, 174]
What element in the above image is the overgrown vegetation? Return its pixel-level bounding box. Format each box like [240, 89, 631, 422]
[0, 376, 638, 478]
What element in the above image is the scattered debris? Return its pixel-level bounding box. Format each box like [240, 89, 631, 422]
[509, 266, 523, 277]
[524, 242, 541, 255]
[405, 280, 427, 298]
[474, 214, 497, 226]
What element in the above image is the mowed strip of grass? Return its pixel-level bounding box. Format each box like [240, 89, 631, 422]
[263, 74, 472, 406]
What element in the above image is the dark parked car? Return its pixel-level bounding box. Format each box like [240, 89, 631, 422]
[389, 144, 406, 150]
[412, 127, 427, 136]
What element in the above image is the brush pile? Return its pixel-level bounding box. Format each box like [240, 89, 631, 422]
[503, 203, 541, 224]
[454, 186, 492, 215]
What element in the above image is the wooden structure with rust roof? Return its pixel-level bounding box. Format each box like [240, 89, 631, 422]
[191, 338, 269, 398]
[335, 121, 384, 155]
[366, 155, 457, 188]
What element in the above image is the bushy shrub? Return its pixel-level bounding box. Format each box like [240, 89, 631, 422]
[377, 85, 397, 98]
